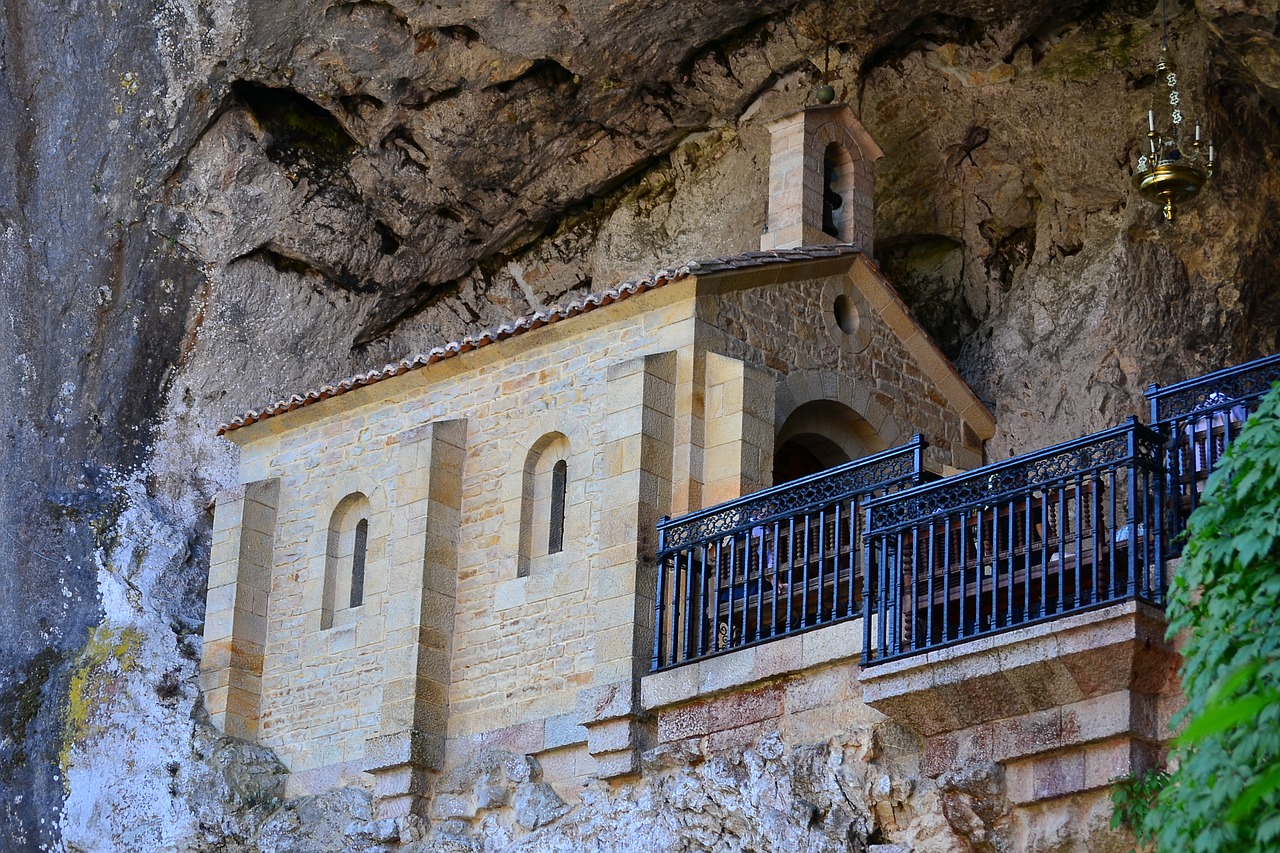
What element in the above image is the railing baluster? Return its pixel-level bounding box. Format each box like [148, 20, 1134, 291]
[801, 512, 812, 629]
[786, 515, 797, 636]
[701, 540, 711, 653]
[908, 525, 919, 651]
[1089, 476, 1099, 606]
[1022, 493, 1032, 624]
[1005, 498, 1015, 629]
[846, 497, 858, 619]
[1073, 472, 1083, 610]
[1055, 484, 1066, 616]
[1039, 490, 1049, 619]
[926, 519, 936, 647]
[817, 507, 828, 624]
[738, 530, 749, 647]
[877, 533, 890, 658]
[1107, 469, 1118, 602]
[770, 520, 781, 638]
[942, 513, 952, 642]
[958, 509, 969, 639]
[863, 503, 876, 661]
[896, 527, 906, 653]
[1126, 439, 1138, 598]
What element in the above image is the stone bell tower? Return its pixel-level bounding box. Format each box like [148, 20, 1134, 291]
[760, 103, 883, 257]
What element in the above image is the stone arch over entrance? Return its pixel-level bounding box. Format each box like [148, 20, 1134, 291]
[772, 369, 908, 485]
[773, 399, 887, 484]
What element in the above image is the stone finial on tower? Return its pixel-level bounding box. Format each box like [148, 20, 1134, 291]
[760, 104, 884, 256]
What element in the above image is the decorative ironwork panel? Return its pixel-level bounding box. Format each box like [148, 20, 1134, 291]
[658, 436, 923, 552]
[1148, 352, 1280, 426]
[866, 421, 1164, 532]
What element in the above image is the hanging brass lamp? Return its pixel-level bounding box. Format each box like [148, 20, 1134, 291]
[1133, 1, 1215, 222]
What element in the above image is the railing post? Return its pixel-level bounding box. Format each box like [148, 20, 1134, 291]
[1152, 430, 1166, 602]
[652, 519, 668, 671]
[912, 433, 926, 485]
[1125, 418, 1138, 597]
[861, 505, 873, 665]
[1146, 382, 1161, 426]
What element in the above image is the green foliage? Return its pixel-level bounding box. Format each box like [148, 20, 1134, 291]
[1144, 386, 1280, 851]
[1110, 767, 1171, 850]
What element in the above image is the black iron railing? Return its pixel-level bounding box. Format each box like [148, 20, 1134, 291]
[859, 419, 1167, 665]
[648, 353, 1279, 672]
[1147, 352, 1280, 551]
[651, 436, 927, 670]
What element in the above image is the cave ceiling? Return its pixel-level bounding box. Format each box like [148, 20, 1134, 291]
[171, 0, 1254, 344]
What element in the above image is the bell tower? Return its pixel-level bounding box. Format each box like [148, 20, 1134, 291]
[760, 103, 883, 256]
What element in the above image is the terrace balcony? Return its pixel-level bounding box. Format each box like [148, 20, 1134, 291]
[647, 351, 1280, 801]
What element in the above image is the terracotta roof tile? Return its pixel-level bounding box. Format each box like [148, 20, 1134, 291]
[218, 244, 862, 435]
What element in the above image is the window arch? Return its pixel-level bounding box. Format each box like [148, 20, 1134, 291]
[519, 432, 572, 576]
[322, 492, 372, 629]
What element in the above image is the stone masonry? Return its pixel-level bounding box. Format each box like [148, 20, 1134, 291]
[201, 248, 995, 817]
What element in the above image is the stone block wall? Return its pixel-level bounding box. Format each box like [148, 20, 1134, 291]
[696, 257, 993, 475]
[223, 282, 704, 796]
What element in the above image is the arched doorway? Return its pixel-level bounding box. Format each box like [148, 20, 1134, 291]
[773, 399, 887, 485]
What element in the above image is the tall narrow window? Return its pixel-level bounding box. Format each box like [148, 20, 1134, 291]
[519, 432, 571, 576]
[350, 518, 368, 608]
[822, 146, 843, 237]
[322, 492, 372, 629]
[548, 460, 567, 554]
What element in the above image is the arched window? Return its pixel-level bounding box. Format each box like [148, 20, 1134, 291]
[820, 142, 855, 241]
[519, 433, 571, 576]
[322, 493, 372, 629]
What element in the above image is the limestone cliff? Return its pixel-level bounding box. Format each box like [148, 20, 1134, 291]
[1, 0, 1278, 850]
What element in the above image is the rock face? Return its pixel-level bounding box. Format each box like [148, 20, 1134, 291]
[1, 0, 1279, 850]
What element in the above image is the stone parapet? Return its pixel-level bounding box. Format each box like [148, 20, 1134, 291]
[861, 599, 1178, 805]
[641, 617, 864, 712]
[860, 600, 1176, 736]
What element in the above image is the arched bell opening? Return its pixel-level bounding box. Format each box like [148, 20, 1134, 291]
[821, 141, 855, 241]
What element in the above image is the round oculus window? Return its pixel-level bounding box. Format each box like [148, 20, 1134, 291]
[833, 294, 859, 336]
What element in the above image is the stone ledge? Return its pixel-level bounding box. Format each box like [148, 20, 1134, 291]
[365, 728, 444, 773]
[576, 679, 640, 726]
[445, 711, 589, 767]
[1003, 736, 1163, 804]
[861, 600, 1176, 738]
[920, 689, 1163, 777]
[640, 618, 864, 712]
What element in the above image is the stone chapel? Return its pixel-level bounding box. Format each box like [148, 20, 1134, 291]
[200, 103, 1004, 818]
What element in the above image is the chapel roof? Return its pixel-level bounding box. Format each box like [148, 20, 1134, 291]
[217, 244, 864, 435]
